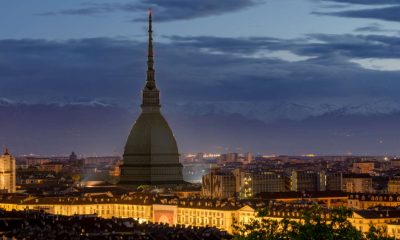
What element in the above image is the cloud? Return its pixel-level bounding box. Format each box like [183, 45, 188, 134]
[169, 33, 400, 60]
[350, 58, 400, 71]
[38, 6, 117, 16]
[2, 33, 400, 108]
[318, 0, 400, 5]
[314, 5, 400, 22]
[37, 0, 262, 22]
[4, 31, 400, 105]
[354, 23, 385, 32]
[315, 0, 400, 22]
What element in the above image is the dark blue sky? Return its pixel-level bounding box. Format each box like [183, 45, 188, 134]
[2, 0, 400, 156]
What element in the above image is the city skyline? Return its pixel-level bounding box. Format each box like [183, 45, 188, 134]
[2, 0, 400, 155]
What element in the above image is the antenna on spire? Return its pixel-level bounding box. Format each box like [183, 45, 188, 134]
[145, 8, 156, 89]
[148, 8, 153, 59]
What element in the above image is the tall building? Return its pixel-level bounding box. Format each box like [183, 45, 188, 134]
[243, 152, 253, 164]
[69, 152, 78, 162]
[119, 10, 184, 186]
[233, 169, 287, 198]
[342, 174, 373, 193]
[351, 162, 374, 174]
[202, 168, 236, 199]
[0, 149, 16, 193]
[326, 172, 343, 191]
[218, 153, 239, 164]
[388, 176, 400, 194]
[289, 170, 326, 192]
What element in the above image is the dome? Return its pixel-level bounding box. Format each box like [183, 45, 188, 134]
[123, 112, 178, 158]
[120, 111, 184, 185]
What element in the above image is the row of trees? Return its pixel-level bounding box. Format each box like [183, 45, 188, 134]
[233, 205, 395, 240]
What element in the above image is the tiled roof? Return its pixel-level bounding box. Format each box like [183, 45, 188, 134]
[0, 209, 232, 239]
[256, 191, 348, 199]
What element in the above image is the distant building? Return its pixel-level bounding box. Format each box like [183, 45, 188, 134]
[38, 162, 64, 173]
[84, 156, 120, 166]
[195, 153, 204, 162]
[218, 153, 239, 164]
[390, 159, 400, 169]
[388, 176, 400, 194]
[326, 172, 343, 191]
[109, 160, 122, 177]
[352, 162, 374, 174]
[69, 152, 77, 162]
[26, 157, 50, 166]
[243, 152, 253, 164]
[234, 169, 287, 198]
[289, 170, 326, 192]
[342, 174, 373, 193]
[49, 156, 69, 163]
[0, 149, 16, 193]
[202, 168, 236, 199]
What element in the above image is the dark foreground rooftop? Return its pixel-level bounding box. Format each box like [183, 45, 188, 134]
[0, 209, 231, 240]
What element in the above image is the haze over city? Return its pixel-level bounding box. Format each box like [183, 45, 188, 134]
[2, 0, 400, 156]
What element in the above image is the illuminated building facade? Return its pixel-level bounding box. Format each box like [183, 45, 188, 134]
[289, 170, 326, 192]
[202, 168, 236, 198]
[351, 162, 375, 174]
[234, 169, 287, 198]
[203, 168, 337, 199]
[0, 149, 16, 193]
[256, 191, 348, 208]
[388, 176, 400, 194]
[348, 193, 400, 209]
[342, 174, 373, 193]
[1, 193, 400, 236]
[0, 194, 253, 233]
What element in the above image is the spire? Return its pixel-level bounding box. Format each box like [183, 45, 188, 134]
[141, 8, 160, 112]
[146, 8, 155, 85]
[3, 148, 9, 156]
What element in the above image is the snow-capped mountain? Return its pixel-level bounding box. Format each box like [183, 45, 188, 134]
[56, 100, 113, 108]
[0, 98, 114, 108]
[1, 97, 400, 155]
[0, 98, 16, 106]
[3, 97, 400, 122]
[168, 99, 400, 123]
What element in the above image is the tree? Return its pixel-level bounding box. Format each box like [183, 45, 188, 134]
[365, 224, 395, 240]
[233, 204, 392, 240]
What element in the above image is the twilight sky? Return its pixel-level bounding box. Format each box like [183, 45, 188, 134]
[2, 0, 400, 156]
